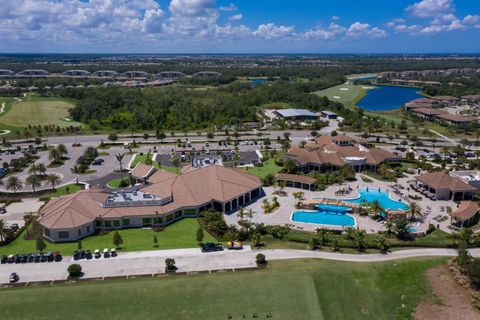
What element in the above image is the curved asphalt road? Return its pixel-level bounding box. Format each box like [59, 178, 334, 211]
[1, 247, 478, 284]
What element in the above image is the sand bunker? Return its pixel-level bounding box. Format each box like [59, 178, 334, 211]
[339, 88, 349, 91]
[333, 96, 340, 99]
[362, 86, 375, 89]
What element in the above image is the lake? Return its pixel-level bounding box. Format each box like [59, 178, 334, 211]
[356, 85, 423, 111]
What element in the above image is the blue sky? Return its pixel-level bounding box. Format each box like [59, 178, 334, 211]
[0, 0, 479, 53]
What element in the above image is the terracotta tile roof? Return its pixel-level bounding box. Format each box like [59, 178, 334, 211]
[130, 163, 155, 179]
[275, 173, 316, 185]
[287, 135, 400, 167]
[332, 134, 354, 142]
[415, 172, 477, 192]
[450, 201, 479, 221]
[38, 166, 261, 230]
[436, 113, 478, 123]
[412, 107, 448, 116]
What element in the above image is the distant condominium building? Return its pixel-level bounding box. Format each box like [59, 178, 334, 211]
[63, 70, 91, 77]
[91, 70, 119, 78]
[16, 69, 49, 78]
[156, 71, 186, 80]
[0, 69, 14, 78]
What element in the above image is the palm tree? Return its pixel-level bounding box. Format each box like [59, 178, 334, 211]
[407, 201, 422, 220]
[316, 228, 328, 246]
[171, 156, 181, 174]
[36, 163, 47, 176]
[46, 173, 61, 190]
[353, 230, 366, 252]
[27, 163, 38, 176]
[378, 236, 390, 254]
[25, 175, 41, 192]
[57, 144, 68, 158]
[70, 165, 81, 185]
[385, 219, 394, 236]
[48, 148, 61, 164]
[283, 158, 296, 174]
[368, 200, 384, 218]
[115, 153, 125, 177]
[0, 219, 12, 242]
[237, 207, 246, 221]
[5, 176, 22, 193]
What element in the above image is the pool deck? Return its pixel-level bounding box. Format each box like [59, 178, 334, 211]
[224, 172, 458, 234]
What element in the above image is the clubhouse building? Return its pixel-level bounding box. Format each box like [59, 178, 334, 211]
[38, 165, 262, 242]
[286, 135, 401, 173]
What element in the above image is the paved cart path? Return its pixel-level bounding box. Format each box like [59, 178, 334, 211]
[1, 247, 478, 285]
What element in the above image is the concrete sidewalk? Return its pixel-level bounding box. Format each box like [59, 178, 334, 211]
[1, 247, 478, 285]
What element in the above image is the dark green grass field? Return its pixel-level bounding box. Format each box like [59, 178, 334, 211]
[0, 258, 444, 320]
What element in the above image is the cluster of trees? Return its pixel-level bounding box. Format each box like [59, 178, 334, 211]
[65, 78, 353, 132]
[75, 146, 98, 173]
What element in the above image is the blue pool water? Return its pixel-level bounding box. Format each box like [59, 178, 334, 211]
[357, 85, 423, 111]
[344, 188, 410, 211]
[250, 78, 268, 86]
[292, 204, 355, 227]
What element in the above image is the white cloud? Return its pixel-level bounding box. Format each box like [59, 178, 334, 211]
[229, 14, 242, 21]
[219, 3, 237, 12]
[346, 22, 387, 38]
[253, 23, 295, 39]
[304, 23, 346, 39]
[464, 15, 480, 25]
[331, 16, 340, 21]
[407, 0, 453, 18]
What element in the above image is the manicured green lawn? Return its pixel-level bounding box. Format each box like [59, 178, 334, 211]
[314, 82, 373, 108]
[243, 156, 282, 179]
[0, 97, 83, 128]
[0, 258, 444, 320]
[42, 184, 82, 198]
[106, 176, 130, 188]
[131, 153, 179, 174]
[0, 219, 215, 255]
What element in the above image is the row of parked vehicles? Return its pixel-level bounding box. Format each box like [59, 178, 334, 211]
[1, 251, 62, 264]
[73, 248, 117, 260]
[201, 241, 243, 253]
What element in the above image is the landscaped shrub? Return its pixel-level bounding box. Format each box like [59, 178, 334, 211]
[256, 253, 267, 266]
[67, 264, 82, 277]
[467, 259, 480, 289]
[165, 258, 177, 273]
[426, 223, 436, 235]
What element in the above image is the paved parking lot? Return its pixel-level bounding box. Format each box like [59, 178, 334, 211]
[1, 199, 44, 227]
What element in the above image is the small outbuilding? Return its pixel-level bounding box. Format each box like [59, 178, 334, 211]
[450, 201, 479, 227]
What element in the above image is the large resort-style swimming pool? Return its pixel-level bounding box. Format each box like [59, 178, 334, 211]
[291, 188, 409, 227]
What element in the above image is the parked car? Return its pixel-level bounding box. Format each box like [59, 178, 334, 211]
[85, 250, 93, 260]
[111, 248, 117, 257]
[91, 159, 103, 165]
[53, 251, 62, 262]
[226, 241, 243, 250]
[0, 207, 6, 214]
[10, 223, 19, 232]
[94, 249, 101, 259]
[9, 272, 19, 283]
[103, 248, 110, 258]
[45, 251, 54, 262]
[1, 255, 7, 264]
[201, 243, 223, 253]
